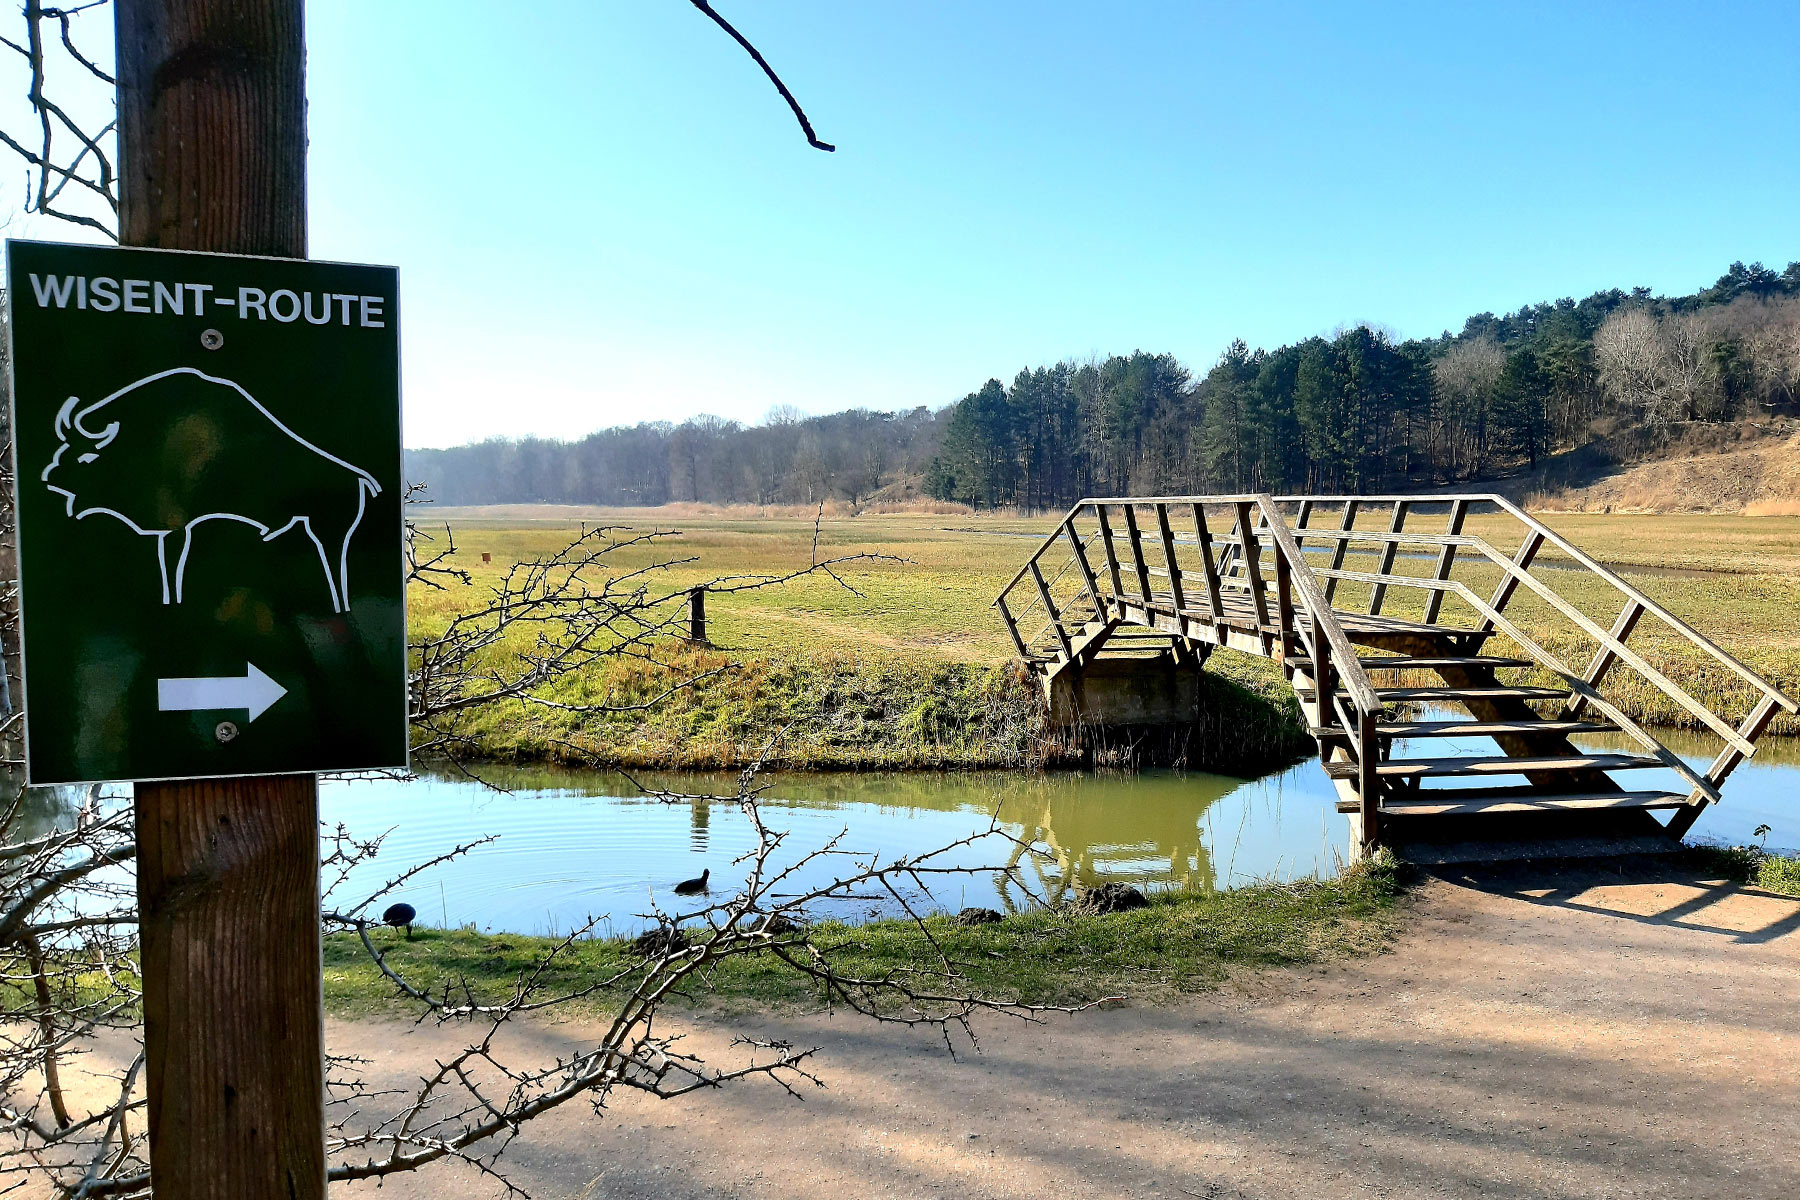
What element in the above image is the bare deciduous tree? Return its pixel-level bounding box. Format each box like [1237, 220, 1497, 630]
[1430, 335, 1504, 479]
[1660, 312, 1716, 423]
[0, 6, 1096, 1198]
[1593, 306, 1670, 423]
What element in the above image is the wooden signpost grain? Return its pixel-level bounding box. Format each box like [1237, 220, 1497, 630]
[118, 1, 325, 1195]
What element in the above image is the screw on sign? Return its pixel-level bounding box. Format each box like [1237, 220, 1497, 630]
[5, 241, 409, 785]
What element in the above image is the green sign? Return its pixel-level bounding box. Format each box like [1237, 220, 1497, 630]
[6, 241, 407, 784]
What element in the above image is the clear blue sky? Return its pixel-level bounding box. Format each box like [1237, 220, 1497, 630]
[14, 2, 1800, 447]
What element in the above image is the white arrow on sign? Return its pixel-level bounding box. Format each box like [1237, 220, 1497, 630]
[157, 663, 289, 722]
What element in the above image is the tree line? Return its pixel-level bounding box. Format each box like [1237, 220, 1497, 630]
[406, 405, 948, 507]
[926, 260, 1800, 508]
[408, 260, 1800, 509]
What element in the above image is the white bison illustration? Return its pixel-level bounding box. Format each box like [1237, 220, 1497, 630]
[41, 367, 381, 613]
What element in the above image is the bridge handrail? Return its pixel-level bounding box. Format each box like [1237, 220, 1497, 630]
[993, 501, 1089, 599]
[991, 494, 1382, 715]
[992, 494, 1386, 831]
[993, 490, 1790, 841]
[1251, 501, 1382, 713]
[1270, 492, 1798, 716]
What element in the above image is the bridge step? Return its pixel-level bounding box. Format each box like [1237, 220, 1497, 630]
[1361, 655, 1534, 671]
[1295, 685, 1569, 703]
[1288, 654, 1533, 673]
[1323, 753, 1664, 780]
[1310, 718, 1620, 740]
[1364, 789, 1691, 817]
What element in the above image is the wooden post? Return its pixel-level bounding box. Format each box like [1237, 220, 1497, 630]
[1153, 504, 1185, 612]
[1558, 599, 1643, 721]
[1028, 560, 1072, 659]
[1063, 520, 1108, 622]
[1367, 500, 1410, 616]
[995, 594, 1030, 657]
[1120, 505, 1153, 604]
[1480, 528, 1544, 633]
[117, 2, 326, 1197]
[1189, 503, 1223, 620]
[1421, 498, 1468, 626]
[1093, 505, 1125, 601]
[1271, 540, 1295, 660]
[687, 586, 708, 644]
[1357, 707, 1381, 848]
[1235, 502, 1270, 628]
[1322, 498, 1359, 604]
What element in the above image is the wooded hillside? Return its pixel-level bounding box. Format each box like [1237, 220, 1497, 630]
[407, 261, 1800, 508]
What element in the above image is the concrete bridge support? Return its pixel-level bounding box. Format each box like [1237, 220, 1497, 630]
[1044, 648, 1211, 728]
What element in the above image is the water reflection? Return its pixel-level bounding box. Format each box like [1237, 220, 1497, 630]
[13, 717, 1792, 939]
[689, 797, 709, 851]
[317, 761, 1349, 936]
[1403, 706, 1800, 853]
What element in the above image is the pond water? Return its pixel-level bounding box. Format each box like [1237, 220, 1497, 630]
[19, 725, 1797, 938]
[315, 716, 1797, 935]
[317, 761, 1353, 936]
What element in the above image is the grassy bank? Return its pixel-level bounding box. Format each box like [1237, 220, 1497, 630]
[1687, 843, 1800, 896]
[412, 509, 1800, 771]
[323, 853, 1405, 1017]
[441, 642, 1310, 772]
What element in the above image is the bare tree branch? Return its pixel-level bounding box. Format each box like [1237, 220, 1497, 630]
[3, 1, 119, 236]
[688, 0, 836, 152]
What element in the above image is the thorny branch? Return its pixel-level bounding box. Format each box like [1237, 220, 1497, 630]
[304, 757, 1093, 1194]
[405, 511, 903, 762]
[0, 5, 898, 1194]
[1, 1, 118, 237]
[0, 493, 1083, 1199]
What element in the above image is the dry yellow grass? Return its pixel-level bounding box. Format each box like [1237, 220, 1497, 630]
[413, 506, 1800, 742]
[1528, 427, 1800, 515]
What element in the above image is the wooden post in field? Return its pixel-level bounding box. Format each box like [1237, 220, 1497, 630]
[688, 586, 709, 645]
[116, 1, 326, 1196]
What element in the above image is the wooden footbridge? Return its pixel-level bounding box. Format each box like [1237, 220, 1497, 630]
[994, 494, 1797, 851]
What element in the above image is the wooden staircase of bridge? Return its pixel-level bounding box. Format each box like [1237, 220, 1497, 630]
[995, 494, 1797, 852]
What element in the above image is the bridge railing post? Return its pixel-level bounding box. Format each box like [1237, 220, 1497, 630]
[1667, 694, 1782, 838]
[1313, 628, 1337, 727]
[1367, 500, 1412, 616]
[1233, 501, 1271, 628]
[1480, 527, 1544, 632]
[1421, 498, 1470, 626]
[1063, 518, 1108, 623]
[1120, 505, 1153, 604]
[1027, 560, 1072, 660]
[1357, 708, 1380, 848]
[1190, 503, 1223, 620]
[1322, 499, 1359, 605]
[1153, 503, 1186, 612]
[1093, 505, 1126, 606]
[1271, 526, 1297, 659]
[1558, 599, 1645, 723]
[995, 594, 1029, 658]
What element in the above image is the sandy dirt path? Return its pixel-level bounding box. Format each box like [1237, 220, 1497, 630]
[334, 860, 1800, 1200]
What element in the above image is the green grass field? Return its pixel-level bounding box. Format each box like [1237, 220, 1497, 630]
[409, 505, 1800, 767]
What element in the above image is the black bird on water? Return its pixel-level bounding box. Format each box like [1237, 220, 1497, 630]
[673, 869, 710, 895]
[381, 902, 417, 940]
